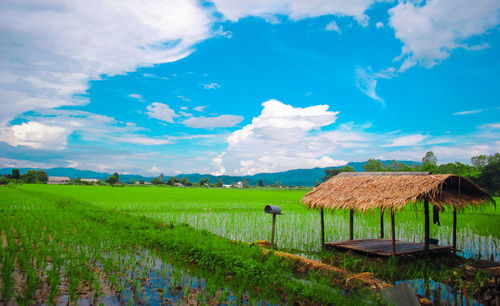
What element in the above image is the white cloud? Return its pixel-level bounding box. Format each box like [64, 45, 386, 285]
[389, 0, 500, 71]
[355, 66, 396, 102]
[128, 94, 145, 102]
[214, 99, 351, 175]
[179, 111, 193, 117]
[376, 21, 384, 28]
[203, 82, 221, 89]
[0, 121, 70, 150]
[183, 115, 244, 129]
[146, 103, 179, 123]
[325, 21, 341, 33]
[0, 0, 212, 143]
[110, 136, 172, 146]
[382, 134, 427, 147]
[211, 0, 375, 25]
[194, 105, 208, 112]
[452, 109, 483, 116]
[480, 123, 500, 129]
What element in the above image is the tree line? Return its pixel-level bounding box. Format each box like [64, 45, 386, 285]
[322, 151, 500, 196]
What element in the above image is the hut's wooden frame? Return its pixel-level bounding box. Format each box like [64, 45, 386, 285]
[302, 172, 495, 256]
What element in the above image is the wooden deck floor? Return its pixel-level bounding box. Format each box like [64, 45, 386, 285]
[324, 239, 452, 256]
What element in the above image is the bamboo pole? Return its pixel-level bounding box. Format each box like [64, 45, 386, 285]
[453, 207, 457, 253]
[320, 207, 325, 246]
[349, 209, 354, 240]
[424, 199, 430, 253]
[380, 207, 384, 239]
[391, 209, 395, 256]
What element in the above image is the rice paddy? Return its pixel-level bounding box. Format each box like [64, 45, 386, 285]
[0, 185, 383, 304]
[17, 184, 500, 261]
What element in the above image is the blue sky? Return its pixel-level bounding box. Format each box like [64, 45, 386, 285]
[0, 0, 499, 176]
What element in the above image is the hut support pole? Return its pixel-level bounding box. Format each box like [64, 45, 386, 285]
[349, 209, 354, 240]
[452, 207, 457, 253]
[380, 207, 384, 239]
[320, 207, 325, 246]
[424, 199, 430, 253]
[391, 209, 395, 256]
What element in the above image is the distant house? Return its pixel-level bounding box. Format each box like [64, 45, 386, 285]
[222, 184, 232, 188]
[48, 176, 71, 185]
[81, 178, 98, 183]
[174, 182, 185, 187]
[235, 181, 243, 188]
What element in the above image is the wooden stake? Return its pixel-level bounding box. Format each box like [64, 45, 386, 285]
[424, 199, 430, 253]
[380, 207, 384, 239]
[271, 213, 276, 244]
[452, 207, 457, 253]
[320, 207, 325, 246]
[391, 209, 396, 256]
[349, 209, 354, 240]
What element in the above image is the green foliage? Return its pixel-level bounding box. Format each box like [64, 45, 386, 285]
[216, 179, 224, 187]
[12, 168, 20, 179]
[150, 177, 164, 185]
[179, 177, 192, 186]
[105, 174, 119, 185]
[199, 178, 209, 186]
[422, 151, 437, 165]
[258, 179, 264, 187]
[478, 153, 500, 195]
[322, 165, 356, 181]
[363, 159, 386, 172]
[167, 176, 179, 186]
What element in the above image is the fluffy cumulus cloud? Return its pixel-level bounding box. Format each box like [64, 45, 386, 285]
[0, 122, 70, 150]
[0, 0, 211, 146]
[214, 100, 352, 175]
[212, 0, 376, 25]
[389, 0, 500, 71]
[146, 103, 179, 123]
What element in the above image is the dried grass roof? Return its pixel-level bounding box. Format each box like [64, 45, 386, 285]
[302, 173, 494, 212]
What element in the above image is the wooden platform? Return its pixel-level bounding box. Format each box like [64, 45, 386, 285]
[324, 239, 452, 256]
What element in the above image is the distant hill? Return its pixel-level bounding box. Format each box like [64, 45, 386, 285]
[0, 160, 420, 187]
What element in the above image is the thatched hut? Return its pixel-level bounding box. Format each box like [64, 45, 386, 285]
[302, 172, 494, 256]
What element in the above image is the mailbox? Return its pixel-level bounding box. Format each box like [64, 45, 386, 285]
[265, 205, 281, 215]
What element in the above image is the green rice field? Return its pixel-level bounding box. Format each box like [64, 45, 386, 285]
[17, 184, 500, 261]
[1, 184, 498, 304]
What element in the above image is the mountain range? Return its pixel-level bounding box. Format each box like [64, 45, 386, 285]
[0, 160, 420, 186]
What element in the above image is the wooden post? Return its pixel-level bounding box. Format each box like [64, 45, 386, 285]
[391, 209, 396, 256]
[452, 207, 457, 253]
[271, 213, 276, 244]
[320, 207, 325, 246]
[349, 209, 354, 240]
[380, 207, 384, 239]
[424, 199, 430, 253]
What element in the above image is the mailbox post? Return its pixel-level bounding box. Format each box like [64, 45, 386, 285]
[264, 205, 282, 245]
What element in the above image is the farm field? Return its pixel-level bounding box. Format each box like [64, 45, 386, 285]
[0, 185, 381, 305]
[1, 184, 499, 304]
[20, 184, 500, 261]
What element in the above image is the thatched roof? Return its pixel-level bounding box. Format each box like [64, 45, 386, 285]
[302, 173, 495, 212]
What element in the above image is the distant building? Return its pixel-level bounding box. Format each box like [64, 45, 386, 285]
[222, 184, 232, 188]
[174, 182, 185, 187]
[81, 178, 98, 183]
[48, 176, 70, 185]
[236, 181, 243, 188]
